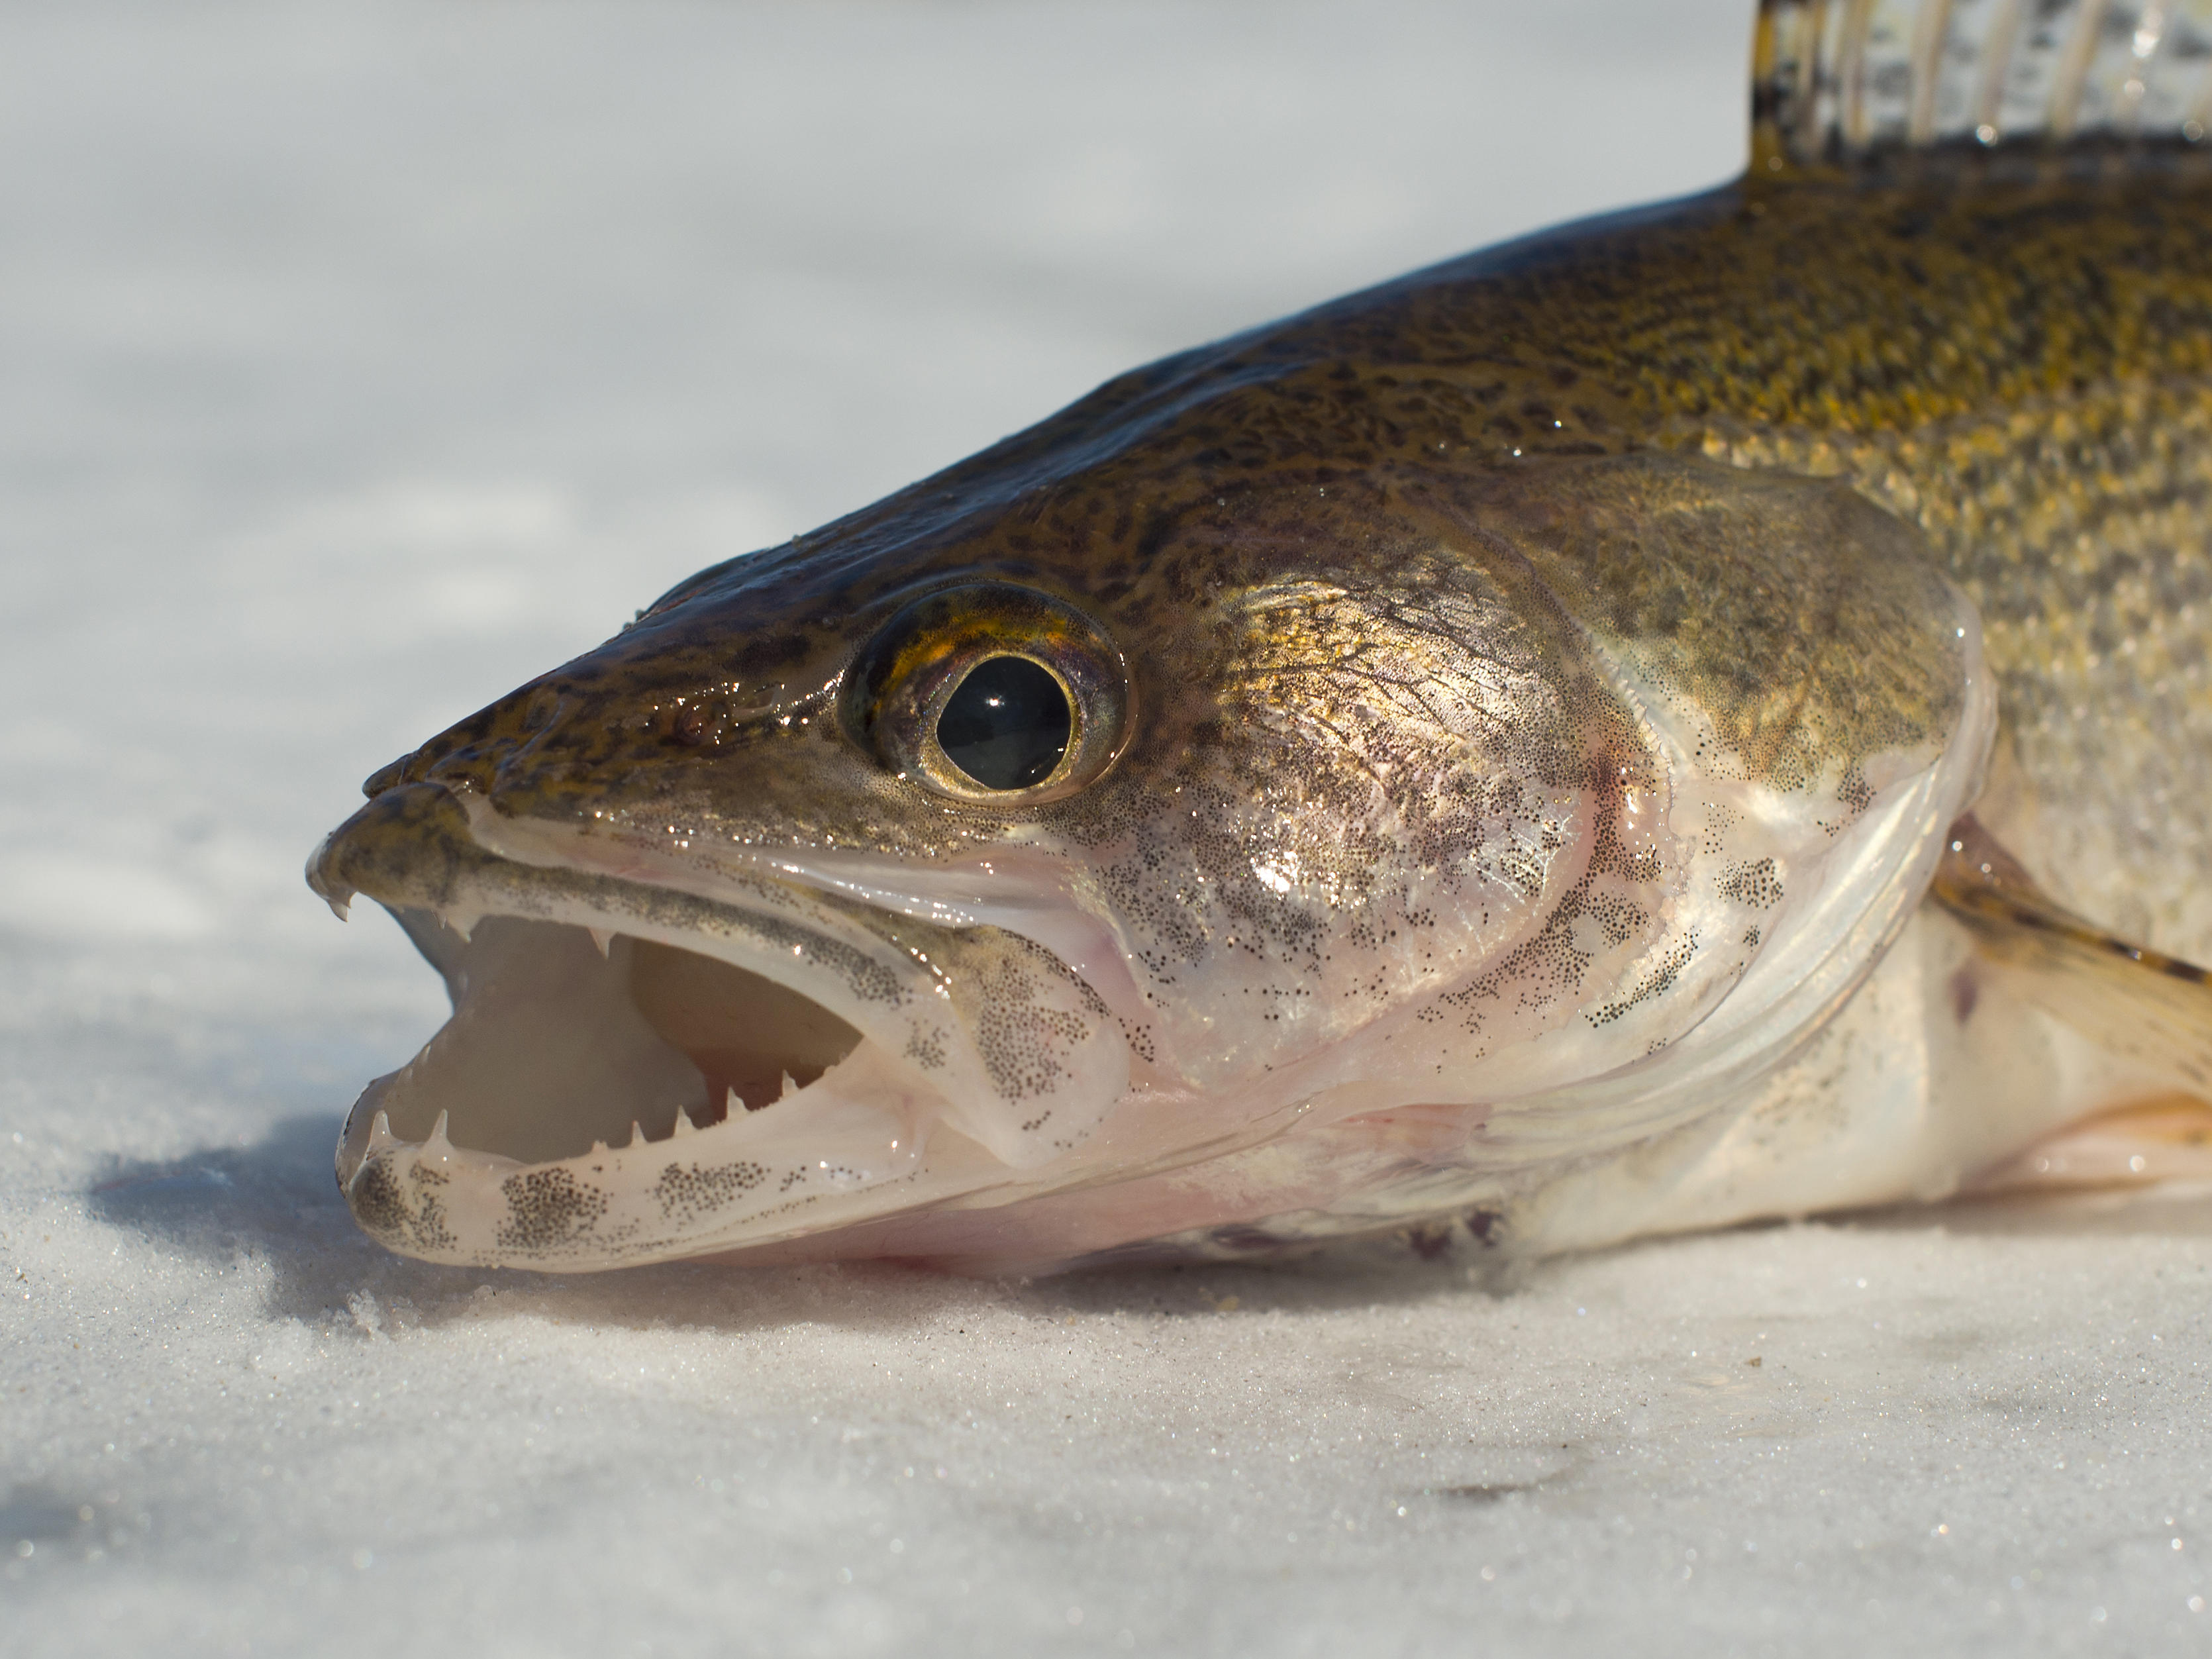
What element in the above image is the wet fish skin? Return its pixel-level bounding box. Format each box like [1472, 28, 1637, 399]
[377, 165, 2212, 945]
[311, 109, 2212, 1266]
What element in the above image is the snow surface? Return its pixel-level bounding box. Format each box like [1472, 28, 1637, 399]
[4, 3, 2211, 1654]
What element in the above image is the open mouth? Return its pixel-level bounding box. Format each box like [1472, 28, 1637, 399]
[355, 913, 872, 1169]
[632, 938, 866, 1124]
[309, 781, 1131, 1267]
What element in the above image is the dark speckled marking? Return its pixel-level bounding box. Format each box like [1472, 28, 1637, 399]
[496, 1168, 611, 1254]
[345, 1153, 458, 1254]
[956, 930, 1113, 1104]
[348, 1156, 408, 1244]
[1588, 936, 1701, 1029]
[1718, 858, 1785, 909]
[403, 1164, 457, 1252]
[652, 1160, 769, 1223]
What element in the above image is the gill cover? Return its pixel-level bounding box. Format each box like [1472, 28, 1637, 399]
[1308, 450, 1993, 1160]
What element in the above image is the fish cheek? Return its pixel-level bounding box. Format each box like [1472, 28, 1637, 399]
[1062, 554, 1646, 1088]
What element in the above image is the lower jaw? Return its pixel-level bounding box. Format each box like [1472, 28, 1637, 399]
[334, 911, 991, 1268]
[334, 905, 1491, 1272]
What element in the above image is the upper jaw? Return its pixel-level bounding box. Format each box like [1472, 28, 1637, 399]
[307, 781, 1132, 1268]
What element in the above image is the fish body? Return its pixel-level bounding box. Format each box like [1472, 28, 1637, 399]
[310, 2, 2212, 1272]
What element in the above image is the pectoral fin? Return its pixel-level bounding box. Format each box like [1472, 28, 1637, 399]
[1932, 815, 2212, 1091]
[1933, 814, 2212, 1190]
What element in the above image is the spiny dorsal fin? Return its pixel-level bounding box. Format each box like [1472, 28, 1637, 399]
[1754, 0, 2212, 174]
[1932, 815, 2212, 1090]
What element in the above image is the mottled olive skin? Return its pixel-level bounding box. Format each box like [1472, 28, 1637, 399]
[354, 159, 2212, 1007]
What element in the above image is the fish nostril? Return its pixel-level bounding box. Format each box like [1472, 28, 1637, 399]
[672, 702, 719, 746]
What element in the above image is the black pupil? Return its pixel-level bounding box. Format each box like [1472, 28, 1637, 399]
[935, 656, 1072, 791]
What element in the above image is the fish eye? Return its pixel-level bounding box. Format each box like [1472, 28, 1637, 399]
[843, 581, 1129, 804]
[935, 655, 1074, 791]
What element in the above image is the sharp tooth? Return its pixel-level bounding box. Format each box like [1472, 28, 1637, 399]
[628, 1121, 646, 1148]
[425, 1109, 452, 1153]
[368, 1110, 397, 1150]
[726, 1085, 744, 1118]
[672, 1105, 697, 1138]
[587, 927, 614, 958]
[779, 1071, 800, 1102]
[444, 910, 476, 943]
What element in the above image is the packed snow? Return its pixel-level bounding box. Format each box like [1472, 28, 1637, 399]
[3, 3, 2209, 1654]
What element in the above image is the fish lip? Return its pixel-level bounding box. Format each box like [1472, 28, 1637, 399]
[309, 779, 1133, 1264]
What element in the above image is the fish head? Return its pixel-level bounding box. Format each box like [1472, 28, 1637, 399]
[310, 425, 1989, 1270]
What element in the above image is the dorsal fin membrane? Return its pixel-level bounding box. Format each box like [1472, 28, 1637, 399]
[1754, 0, 2212, 172]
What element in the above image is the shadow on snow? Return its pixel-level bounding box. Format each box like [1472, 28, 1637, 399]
[83, 1110, 2212, 1340]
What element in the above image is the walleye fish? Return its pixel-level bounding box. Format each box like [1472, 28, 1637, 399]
[309, 0, 2212, 1273]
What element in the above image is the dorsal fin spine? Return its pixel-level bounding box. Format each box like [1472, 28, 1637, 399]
[1970, 0, 2027, 140]
[1907, 0, 1953, 143]
[1753, 0, 2212, 174]
[2048, 0, 2108, 142]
